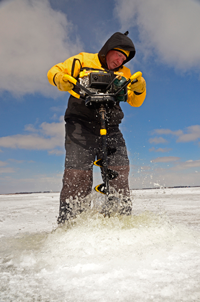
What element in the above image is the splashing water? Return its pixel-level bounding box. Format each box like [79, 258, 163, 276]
[0, 188, 200, 301]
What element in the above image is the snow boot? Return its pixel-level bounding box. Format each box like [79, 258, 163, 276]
[119, 197, 132, 216]
[57, 196, 91, 224]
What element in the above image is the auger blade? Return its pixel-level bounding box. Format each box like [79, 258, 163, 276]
[94, 159, 103, 167]
[94, 183, 107, 195]
[94, 168, 118, 195]
[94, 159, 118, 195]
[94, 160, 118, 180]
[107, 168, 118, 180]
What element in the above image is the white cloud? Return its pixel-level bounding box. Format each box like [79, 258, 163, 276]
[0, 167, 15, 174]
[0, 161, 7, 167]
[0, 118, 65, 152]
[48, 149, 65, 155]
[153, 129, 183, 136]
[0, 134, 61, 150]
[0, 173, 62, 193]
[153, 125, 200, 143]
[177, 125, 200, 142]
[129, 169, 200, 189]
[129, 158, 200, 188]
[0, 0, 82, 96]
[8, 159, 25, 164]
[149, 137, 168, 144]
[151, 156, 180, 163]
[0, 161, 15, 174]
[173, 159, 200, 170]
[115, 0, 200, 71]
[149, 147, 172, 153]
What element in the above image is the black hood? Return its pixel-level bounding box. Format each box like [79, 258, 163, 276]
[98, 32, 136, 70]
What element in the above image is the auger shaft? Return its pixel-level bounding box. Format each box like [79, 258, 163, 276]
[99, 104, 109, 195]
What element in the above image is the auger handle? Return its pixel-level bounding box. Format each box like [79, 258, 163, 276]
[63, 74, 81, 99]
[62, 71, 143, 99]
[129, 71, 142, 84]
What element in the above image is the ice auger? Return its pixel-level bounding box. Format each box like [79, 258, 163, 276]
[63, 70, 142, 196]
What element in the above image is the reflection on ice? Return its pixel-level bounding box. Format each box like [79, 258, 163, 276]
[0, 188, 200, 301]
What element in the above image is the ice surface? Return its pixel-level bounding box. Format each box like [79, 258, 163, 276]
[0, 188, 200, 301]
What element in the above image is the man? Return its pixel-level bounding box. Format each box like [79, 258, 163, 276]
[47, 32, 146, 224]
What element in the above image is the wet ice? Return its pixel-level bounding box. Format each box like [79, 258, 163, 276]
[0, 188, 200, 301]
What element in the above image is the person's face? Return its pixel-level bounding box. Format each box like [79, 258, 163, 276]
[106, 50, 126, 70]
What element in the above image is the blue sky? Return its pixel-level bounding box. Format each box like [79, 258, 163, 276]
[0, 0, 200, 193]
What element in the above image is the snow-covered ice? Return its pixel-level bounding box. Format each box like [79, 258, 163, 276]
[0, 187, 200, 302]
